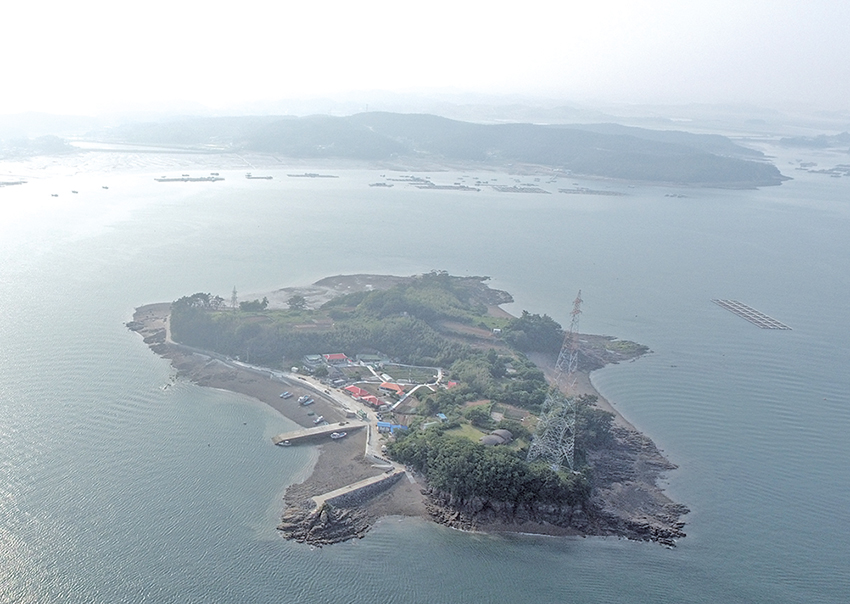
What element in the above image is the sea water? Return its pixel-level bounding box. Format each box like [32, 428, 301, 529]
[1, 146, 849, 603]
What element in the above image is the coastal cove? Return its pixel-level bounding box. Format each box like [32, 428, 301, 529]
[129, 274, 687, 546]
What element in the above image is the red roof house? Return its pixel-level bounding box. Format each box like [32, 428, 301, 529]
[361, 395, 381, 408]
[379, 382, 405, 395]
[344, 385, 370, 398]
[323, 353, 349, 364]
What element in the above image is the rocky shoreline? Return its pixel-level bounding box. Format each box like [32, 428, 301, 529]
[419, 423, 687, 547]
[277, 472, 406, 546]
[128, 276, 688, 547]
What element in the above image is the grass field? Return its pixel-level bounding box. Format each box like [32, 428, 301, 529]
[445, 423, 488, 442]
[383, 364, 439, 383]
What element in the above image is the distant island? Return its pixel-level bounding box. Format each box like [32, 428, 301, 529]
[779, 131, 850, 149]
[129, 273, 688, 546]
[0, 134, 75, 160]
[94, 112, 785, 187]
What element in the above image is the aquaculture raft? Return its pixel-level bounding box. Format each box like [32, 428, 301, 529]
[711, 299, 791, 330]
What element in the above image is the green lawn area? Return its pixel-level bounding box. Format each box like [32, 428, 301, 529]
[383, 364, 439, 383]
[491, 402, 530, 421]
[445, 422, 528, 451]
[476, 315, 512, 330]
[337, 366, 370, 379]
[445, 422, 488, 442]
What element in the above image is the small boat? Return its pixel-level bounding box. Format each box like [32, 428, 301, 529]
[277, 440, 292, 446]
[330, 432, 347, 440]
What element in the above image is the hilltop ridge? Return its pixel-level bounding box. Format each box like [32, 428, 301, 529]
[92, 112, 785, 187]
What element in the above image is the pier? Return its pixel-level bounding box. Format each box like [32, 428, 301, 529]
[271, 422, 364, 445]
[712, 299, 791, 330]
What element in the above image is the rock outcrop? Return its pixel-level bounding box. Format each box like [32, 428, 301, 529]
[277, 504, 375, 546]
[422, 422, 688, 546]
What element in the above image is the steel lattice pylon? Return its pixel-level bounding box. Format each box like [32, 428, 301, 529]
[527, 290, 582, 471]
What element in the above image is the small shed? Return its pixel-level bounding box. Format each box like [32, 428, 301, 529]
[377, 421, 408, 434]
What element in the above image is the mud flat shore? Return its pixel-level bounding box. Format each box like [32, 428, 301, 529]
[128, 277, 687, 547]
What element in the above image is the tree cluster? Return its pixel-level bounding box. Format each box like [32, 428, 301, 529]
[388, 431, 589, 507]
[421, 350, 548, 412]
[501, 311, 564, 353]
[239, 297, 268, 311]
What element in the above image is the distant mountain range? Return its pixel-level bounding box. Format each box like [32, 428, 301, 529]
[0, 134, 75, 160]
[778, 132, 850, 149]
[97, 112, 787, 186]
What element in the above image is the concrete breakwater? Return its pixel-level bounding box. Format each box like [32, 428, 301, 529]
[314, 470, 404, 509]
[278, 471, 405, 545]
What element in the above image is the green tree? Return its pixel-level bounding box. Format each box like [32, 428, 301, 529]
[464, 405, 493, 429]
[501, 311, 563, 353]
[287, 295, 307, 310]
[239, 297, 268, 311]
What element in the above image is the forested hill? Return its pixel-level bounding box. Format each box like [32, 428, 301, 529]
[100, 112, 786, 187]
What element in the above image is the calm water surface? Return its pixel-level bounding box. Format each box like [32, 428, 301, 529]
[1, 149, 848, 603]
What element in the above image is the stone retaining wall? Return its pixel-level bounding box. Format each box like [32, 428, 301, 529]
[324, 471, 404, 508]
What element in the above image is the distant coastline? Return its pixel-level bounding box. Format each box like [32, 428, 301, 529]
[129, 274, 687, 546]
[6, 112, 788, 188]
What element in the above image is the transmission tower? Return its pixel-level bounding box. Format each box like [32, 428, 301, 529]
[527, 290, 583, 471]
[231, 286, 238, 310]
[557, 290, 583, 383]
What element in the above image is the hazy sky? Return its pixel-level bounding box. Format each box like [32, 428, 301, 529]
[3, 0, 848, 115]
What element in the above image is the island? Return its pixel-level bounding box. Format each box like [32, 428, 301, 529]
[99, 112, 785, 187]
[128, 273, 688, 546]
